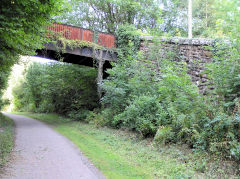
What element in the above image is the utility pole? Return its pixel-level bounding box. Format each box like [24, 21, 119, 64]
[188, 0, 193, 38]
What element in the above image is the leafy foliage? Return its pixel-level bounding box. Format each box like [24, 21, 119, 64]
[100, 26, 240, 162]
[57, 0, 161, 33]
[50, 33, 104, 53]
[0, 0, 64, 109]
[114, 95, 166, 136]
[103, 28, 202, 136]
[115, 24, 140, 57]
[197, 4, 240, 161]
[13, 62, 99, 117]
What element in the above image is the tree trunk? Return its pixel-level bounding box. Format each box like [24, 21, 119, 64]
[188, 0, 193, 38]
[97, 50, 104, 99]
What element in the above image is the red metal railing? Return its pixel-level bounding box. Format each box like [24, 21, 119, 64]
[48, 23, 116, 48]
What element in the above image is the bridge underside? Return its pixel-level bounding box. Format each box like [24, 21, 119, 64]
[36, 49, 95, 66]
[39, 42, 117, 61]
[36, 43, 117, 79]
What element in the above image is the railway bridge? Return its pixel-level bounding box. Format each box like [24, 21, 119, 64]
[36, 23, 118, 95]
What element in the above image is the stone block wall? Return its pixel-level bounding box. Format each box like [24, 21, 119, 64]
[140, 36, 215, 93]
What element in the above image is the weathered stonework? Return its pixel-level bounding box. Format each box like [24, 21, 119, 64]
[140, 36, 215, 94]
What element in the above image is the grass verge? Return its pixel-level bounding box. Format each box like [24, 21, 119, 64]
[0, 113, 14, 168]
[15, 112, 239, 179]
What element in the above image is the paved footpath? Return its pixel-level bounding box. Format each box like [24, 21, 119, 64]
[0, 113, 105, 179]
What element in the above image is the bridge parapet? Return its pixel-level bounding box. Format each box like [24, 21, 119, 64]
[48, 23, 116, 49]
[40, 23, 117, 61]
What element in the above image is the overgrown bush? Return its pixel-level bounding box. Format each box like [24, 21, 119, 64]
[101, 26, 240, 162]
[115, 24, 140, 57]
[103, 29, 205, 139]
[114, 95, 167, 136]
[201, 39, 240, 161]
[85, 110, 106, 127]
[13, 62, 99, 116]
[101, 54, 157, 126]
[206, 41, 240, 110]
[154, 126, 174, 145]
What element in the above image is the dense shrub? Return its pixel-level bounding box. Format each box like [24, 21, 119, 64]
[101, 26, 240, 162]
[154, 126, 174, 145]
[206, 41, 240, 110]
[13, 62, 99, 116]
[102, 53, 209, 142]
[103, 33, 205, 138]
[201, 39, 240, 161]
[114, 95, 166, 136]
[101, 55, 157, 125]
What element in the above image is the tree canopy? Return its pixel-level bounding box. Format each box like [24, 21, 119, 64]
[58, 0, 162, 34]
[58, 0, 240, 37]
[0, 0, 64, 109]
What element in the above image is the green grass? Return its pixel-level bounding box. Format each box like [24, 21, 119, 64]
[15, 112, 239, 179]
[0, 113, 14, 168]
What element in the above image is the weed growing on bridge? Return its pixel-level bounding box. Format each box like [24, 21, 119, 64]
[49, 31, 117, 60]
[54, 37, 103, 53]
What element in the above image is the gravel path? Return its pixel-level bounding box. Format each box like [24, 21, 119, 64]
[0, 113, 105, 179]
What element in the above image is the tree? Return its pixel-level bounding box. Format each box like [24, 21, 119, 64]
[158, 0, 230, 38]
[0, 0, 64, 109]
[192, 0, 217, 37]
[213, 0, 240, 38]
[159, 0, 188, 36]
[57, 0, 162, 34]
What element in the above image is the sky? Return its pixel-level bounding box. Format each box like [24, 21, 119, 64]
[22, 56, 56, 63]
